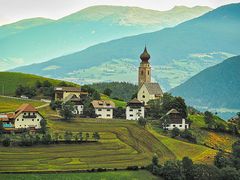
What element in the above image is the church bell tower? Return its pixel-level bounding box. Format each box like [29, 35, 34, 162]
[138, 46, 151, 87]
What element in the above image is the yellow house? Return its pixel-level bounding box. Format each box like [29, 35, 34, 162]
[54, 87, 86, 100]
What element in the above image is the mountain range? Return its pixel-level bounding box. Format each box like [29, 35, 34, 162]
[0, 5, 211, 71]
[12, 3, 240, 91]
[171, 55, 240, 119]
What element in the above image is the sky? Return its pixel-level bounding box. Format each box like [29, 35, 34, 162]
[0, 0, 240, 25]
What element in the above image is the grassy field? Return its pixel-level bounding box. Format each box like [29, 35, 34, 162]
[101, 94, 127, 108]
[0, 108, 218, 173]
[0, 96, 45, 113]
[0, 170, 158, 180]
[0, 72, 77, 96]
[189, 114, 239, 152]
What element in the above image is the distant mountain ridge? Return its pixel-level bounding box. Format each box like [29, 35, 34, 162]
[171, 55, 240, 118]
[12, 3, 240, 91]
[0, 5, 211, 70]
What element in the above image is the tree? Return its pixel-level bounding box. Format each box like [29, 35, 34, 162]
[92, 91, 100, 100]
[79, 132, 83, 142]
[93, 132, 100, 141]
[103, 88, 112, 96]
[86, 133, 90, 141]
[228, 123, 238, 135]
[58, 81, 68, 87]
[0, 121, 3, 132]
[220, 166, 240, 180]
[41, 134, 52, 144]
[204, 111, 216, 129]
[35, 80, 42, 88]
[60, 101, 75, 121]
[191, 164, 220, 180]
[182, 157, 193, 180]
[42, 80, 52, 87]
[147, 99, 162, 119]
[50, 100, 62, 110]
[54, 132, 60, 143]
[214, 151, 232, 169]
[180, 130, 197, 143]
[138, 117, 147, 127]
[160, 160, 185, 180]
[152, 154, 159, 166]
[40, 119, 47, 134]
[171, 127, 180, 138]
[2, 137, 11, 147]
[232, 140, 240, 158]
[114, 107, 125, 119]
[64, 131, 73, 143]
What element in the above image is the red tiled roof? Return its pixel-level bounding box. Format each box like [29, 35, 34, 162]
[15, 104, 38, 118]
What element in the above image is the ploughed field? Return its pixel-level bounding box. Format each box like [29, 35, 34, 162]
[0, 117, 216, 173]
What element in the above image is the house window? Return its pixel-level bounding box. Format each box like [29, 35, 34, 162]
[98, 109, 102, 111]
[37, 119, 39, 121]
[17, 119, 19, 121]
[138, 109, 141, 112]
[148, 71, 150, 75]
[142, 95, 145, 98]
[179, 125, 182, 127]
[24, 113, 26, 115]
[22, 119, 24, 121]
[107, 109, 111, 111]
[129, 109, 133, 111]
[107, 114, 111, 117]
[130, 114, 133, 117]
[185, 125, 188, 129]
[141, 71, 143, 75]
[173, 125, 176, 127]
[32, 119, 34, 121]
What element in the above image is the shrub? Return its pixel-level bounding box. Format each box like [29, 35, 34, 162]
[2, 137, 11, 147]
[220, 166, 240, 180]
[171, 127, 180, 138]
[126, 166, 139, 171]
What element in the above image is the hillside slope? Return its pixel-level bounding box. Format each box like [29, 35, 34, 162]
[0, 72, 77, 96]
[12, 3, 240, 90]
[0, 5, 211, 70]
[171, 55, 240, 110]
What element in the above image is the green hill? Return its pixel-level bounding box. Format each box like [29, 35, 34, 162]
[171, 55, 240, 118]
[12, 3, 240, 91]
[0, 72, 77, 96]
[0, 5, 211, 70]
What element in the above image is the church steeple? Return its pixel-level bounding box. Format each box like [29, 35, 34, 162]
[140, 46, 150, 62]
[138, 46, 151, 87]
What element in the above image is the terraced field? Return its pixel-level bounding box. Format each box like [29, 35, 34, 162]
[0, 115, 217, 172]
[0, 96, 45, 113]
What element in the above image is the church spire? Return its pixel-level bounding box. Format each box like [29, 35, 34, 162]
[140, 46, 150, 62]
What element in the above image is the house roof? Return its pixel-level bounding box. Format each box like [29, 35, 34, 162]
[54, 87, 81, 92]
[127, 98, 144, 107]
[0, 114, 8, 121]
[91, 100, 115, 109]
[63, 94, 81, 103]
[15, 104, 38, 118]
[166, 109, 180, 115]
[142, 83, 163, 95]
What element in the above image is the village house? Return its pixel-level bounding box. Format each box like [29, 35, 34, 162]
[63, 94, 84, 115]
[126, 98, 145, 120]
[163, 109, 189, 130]
[91, 100, 115, 119]
[137, 47, 163, 105]
[0, 104, 44, 130]
[54, 86, 87, 101]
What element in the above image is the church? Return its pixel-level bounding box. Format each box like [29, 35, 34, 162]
[137, 46, 163, 105]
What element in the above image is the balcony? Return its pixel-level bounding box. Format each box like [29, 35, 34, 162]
[23, 115, 37, 118]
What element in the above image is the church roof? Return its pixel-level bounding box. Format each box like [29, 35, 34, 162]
[140, 46, 150, 62]
[142, 83, 163, 95]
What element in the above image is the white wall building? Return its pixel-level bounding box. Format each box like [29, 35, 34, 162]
[137, 83, 163, 105]
[63, 94, 84, 115]
[91, 100, 115, 119]
[126, 98, 145, 120]
[163, 109, 189, 131]
[14, 104, 44, 129]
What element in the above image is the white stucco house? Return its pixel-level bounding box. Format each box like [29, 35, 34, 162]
[137, 83, 163, 105]
[126, 98, 145, 120]
[163, 109, 189, 131]
[91, 100, 115, 119]
[63, 94, 84, 115]
[13, 104, 44, 129]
